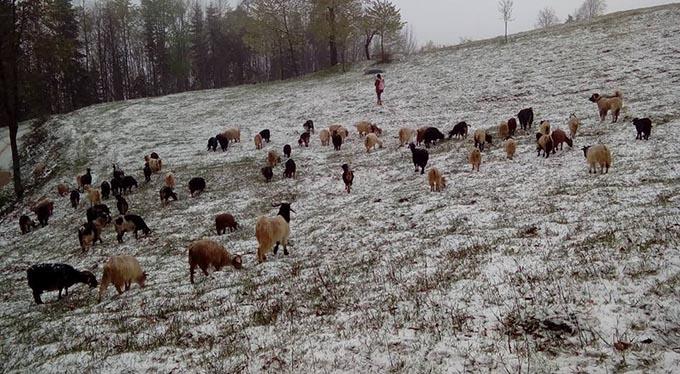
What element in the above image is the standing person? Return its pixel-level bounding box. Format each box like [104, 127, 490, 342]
[374, 74, 385, 105]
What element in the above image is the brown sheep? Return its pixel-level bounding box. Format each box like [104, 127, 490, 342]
[267, 150, 282, 167]
[589, 91, 623, 123]
[57, 183, 69, 197]
[428, 168, 446, 192]
[98, 255, 146, 301]
[85, 186, 101, 206]
[568, 114, 580, 139]
[222, 128, 241, 142]
[536, 134, 554, 158]
[468, 149, 481, 172]
[498, 121, 509, 140]
[399, 128, 415, 147]
[416, 126, 429, 145]
[164, 172, 175, 188]
[364, 133, 383, 153]
[215, 213, 239, 234]
[319, 129, 331, 146]
[188, 240, 242, 283]
[504, 137, 517, 160]
[507, 118, 518, 136]
[254, 133, 263, 150]
[539, 120, 550, 135]
[328, 125, 349, 140]
[551, 128, 573, 151]
[355, 121, 373, 136]
[582, 144, 612, 174]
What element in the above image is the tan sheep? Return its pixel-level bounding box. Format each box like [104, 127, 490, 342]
[188, 239, 242, 283]
[267, 150, 282, 167]
[473, 129, 492, 151]
[468, 148, 481, 172]
[589, 91, 623, 123]
[85, 186, 101, 206]
[164, 172, 175, 188]
[222, 128, 241, 142]
[582, 144, 612, 174]
[319, 129, 331, 146]
[428, 168, 446, 192]
[98, 255, 146, 301]
[256, 203, 293, 263]
[399, 127, 415, 147]
[328, 125, 349, 140]
[498, 121, 509, 140]
[568, 114, 580, 139]
[254, 133, 263, 150]
[539, 120, 550, 135]
[504, 137, 517, 160]
[364, 133, 383, 153]
[355, 121, 373, 136]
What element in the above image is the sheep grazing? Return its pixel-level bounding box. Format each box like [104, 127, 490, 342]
[507, 118, 518, 136]
[159, 186, 178, 205]
[164, 172, 175, 188]
[283, 159, 296, 179]
[328, 124, 348, 139]
[473, 129, 492, 151]
[283, 144, 292, 158]
[341, 164, 354, 193]
[536, 134, 554, 158]
[101, 181, 111, 200]
[114, 214, 151, 242]
[448, 122, 470, 140]
[399, 128, 415, 146]
[298, 132, 310, 147]
[416, 126, 429, 145]
[27, 263, 97, 304]
[332, 132, 343, 151]
[70, 190, 80, 209]
[222, 128, 241, 143]
[78, 216, 108, 252]
[77, 168, 92, 191]
[365, 133, 383, 153]
[121, 176, 138, 194]
[115, 195, 128, 215]
[259, 129, 271, 143]
[20, 215, 37, 234]
[551, 128, 573, 151]
[98, 255, 146, 301]
[254, 133, 264, 150]
[589, 91, 623, 123]
[518, 108, 534, 131]
[568, 114, 580, 139]
[423, 127, 445, 148]
[188, 177, 206, 197]
[57, 183, 69, 197]
[215, 134, 229, 151]
[144, 155, 162, 173]
[633, 117, 652, 140]
[207, 137, 218, 151]
[539, 120, 551, 135]
[215, 213, 239, 234]
[498, 121, 510, 140]
[582, 144, 612, 174]
[85, 186, 102, 206]
[188, 240, 242, 283]
[86, 204, 112, 223]
[468, 148, 481, 172]
[303, 120, 315, 134]
[319, 129, 331, 146]
[428, 168, 446, 192]
[504, 137, 517, 159]
[256, 203, 294, 262]
[143, 163, 152, 182]
[356, 121, 381, 136]
[33, 199, 54, 227]
[267, 150, 282, 167]
[409, 143, 429, 175]
[261, 166, 273, 182]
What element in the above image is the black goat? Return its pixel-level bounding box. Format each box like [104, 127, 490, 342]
[259, 129, 271, 143]
[409, 143, 429, 175]
[188, 177, 206, 197]
[423, 127, 445, 148]
[261, 166, 273, 182]
[284, 159, 296, 179]
[448, 121, 469, 139]
[518, 107, 534, 131]
[633, 118, 652, 140]
[27, 263, 97, 304]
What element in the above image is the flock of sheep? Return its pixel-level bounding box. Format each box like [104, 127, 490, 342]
[19, 89, 655, 306]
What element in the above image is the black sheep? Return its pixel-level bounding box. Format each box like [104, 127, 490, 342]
[208, 137, 218, 151]
[143, 162, 152, 182]
[112, 164, 124, 180]
[215, 134, 229, 151]
[423, 127, 445, 148]
[114, 214, 151, 242]
[259, 129, 271, 143]
[121, 176, 138, 194]
[284, 159, 296, 178]
[160, 186, 178, 205]
[448, 121, 469, 139]
[303, 120, 314, 134]
[79, 168, 92, 189]
[633, 118, 652, 140]
[507, 118, 518, 136]
[27, 263, 97, 304]
[86, 204, 112, 223]
[332, 132, 342, 151]
[261, 166, 273, 182]
[341, 164, 354, 193]
[19, 215, 37, 234]
[188, 177, 206, 197]
[298, 132, 310, 147]
[518, 108, 534, 131]
[283, 144, 291, 158]
[33, 200, 54, 227]
[409, 143, 429, 175]
[78, 220, 105, 251]
[101, 181, 111, 200]
[70, 190, 80, 209]
[115, 195, 129, 215]
[110, 178, 121, 196]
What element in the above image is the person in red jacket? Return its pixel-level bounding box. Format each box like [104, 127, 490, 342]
[374, 74, 385, 105]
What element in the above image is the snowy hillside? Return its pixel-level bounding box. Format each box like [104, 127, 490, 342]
[2, 4, 680, 372]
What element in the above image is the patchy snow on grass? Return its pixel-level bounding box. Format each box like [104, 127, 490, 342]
[2, 4, 680, 373]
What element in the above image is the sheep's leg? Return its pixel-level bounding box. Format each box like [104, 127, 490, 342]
[125, 282, 130, 291]
[134, 230, 139, 239]
[190, 265, 196, 283]
[283, 240, 289, 256]
[33, 290, 43, 304]
[117, 232, 124, 243]
[200, 265, 209, 276]
[115, 284, 123, 294]
[273, 242, 280, 254]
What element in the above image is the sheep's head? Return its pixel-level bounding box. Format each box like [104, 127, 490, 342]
[341, 164, 349, 172]
[80, 271, 98, 288]
[582, 146, 591, 158]
[566, 138, 574, 148]
[138, 272, 148, 288]
[273, 202, 295, 223]
[589, 93, 600, 102]
[231, 255, 243, 270]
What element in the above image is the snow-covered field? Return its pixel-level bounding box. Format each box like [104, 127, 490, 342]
[2, 4, 680, 372]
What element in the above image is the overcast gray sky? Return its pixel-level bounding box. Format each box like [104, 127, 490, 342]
[390, 0, 679, 46]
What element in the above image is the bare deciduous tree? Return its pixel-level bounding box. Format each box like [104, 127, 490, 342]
[498, 0, 514, 43]
[575, 0, 607, 21]
[535, 7, 560, 29]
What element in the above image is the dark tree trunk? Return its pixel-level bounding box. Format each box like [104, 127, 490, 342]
[327, 6, 337, 66]
[364, 32, 375, 60]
